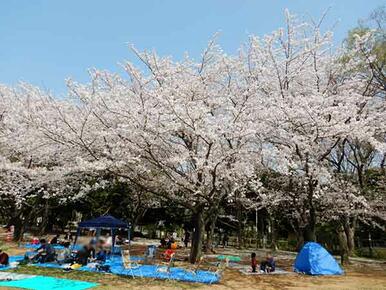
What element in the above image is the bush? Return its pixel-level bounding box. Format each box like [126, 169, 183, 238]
[355, 247, 386, 260]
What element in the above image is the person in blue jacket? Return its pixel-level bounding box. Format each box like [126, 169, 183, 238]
[260, 253, 276, 273]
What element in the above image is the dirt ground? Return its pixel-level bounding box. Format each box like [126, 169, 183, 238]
[1, 241, 386, 290]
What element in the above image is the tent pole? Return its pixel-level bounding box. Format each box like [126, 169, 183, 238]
[96, 228, 101, 242]
[128, 224, 131, 249]
[111, 228, 115, 255]
[73, 228, 81, 250]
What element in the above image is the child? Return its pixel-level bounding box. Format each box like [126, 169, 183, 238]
[260, 253, 275, 273]
[251, 252, 257, 273]
[163, 249, 175, 261]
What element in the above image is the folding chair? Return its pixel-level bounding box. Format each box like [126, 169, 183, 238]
[187, 256, 204, 274]
[156, 252, 175, 274]
[122, 249, 142, 278]
[209, 257, 228, 284]
[143, 245, 157, 264]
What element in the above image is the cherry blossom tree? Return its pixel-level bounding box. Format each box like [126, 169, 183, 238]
[0, 11, 384, 262]
[244, 11, 385, 243]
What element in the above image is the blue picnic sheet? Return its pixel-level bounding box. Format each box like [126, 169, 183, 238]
[0, 256, 24, 271]
[31, 255, 220, 284]
[22, 243, 83, 251]
[110, 264, 220, 284]
[0, 275, 98, 290]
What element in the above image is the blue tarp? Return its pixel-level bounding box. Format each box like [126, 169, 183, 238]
[78, 215, 128, 228]
[30, 255, 220, 284]
[0, 256, 24, 271]
[0, 276, 98, 290]
[294, 242, 343, 275]
[110, 265, 220, 284]
[22, 244, 83, 251]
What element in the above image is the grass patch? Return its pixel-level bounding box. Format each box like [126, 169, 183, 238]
[9, 265, 202, 289]
[355, 247, 386, 260]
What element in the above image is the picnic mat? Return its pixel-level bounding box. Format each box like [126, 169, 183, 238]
[31, 255, 220, 284]
[0, 256, 25, 271]
[22, 243, 83, 251]
[31, 254, 137, 271]
[239, 266, 295, 275]
[0, 272, 35, 281]
[217, 255, 241, 262]
[208, 261, 244, 269]
[0, 276, 98, 290]
[110, 264, 220, 284]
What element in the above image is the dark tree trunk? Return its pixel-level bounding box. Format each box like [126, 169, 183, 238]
[11, 215, 28, 242]
[236, 201, 245, 249]
[39, 201, 50, 236]
[129, 208, 148, 240]
[270, 216, 278, 251]
[303, 160, 317, 243]
[289, 220, 304, 251]
[190, 210, 205, 264]
[296, 234, 305, 252]
[357, 164, 364, 189]
[337, 225, 350, 265]
[12, 219, 24, 242]
[303, 223, 316, 242]
[205, 213, 218, 253]
[343, 217, 356, 257]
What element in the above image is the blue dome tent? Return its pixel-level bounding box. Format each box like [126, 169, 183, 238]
[294, 242, 343, 275]
[74, 215, 131, 253]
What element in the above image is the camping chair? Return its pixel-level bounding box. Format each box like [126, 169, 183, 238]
[186, 256, 204, 274]
[156, 253, 175, 274]
[209, 257, 228, 284]
[122, 249, 142, 278]
[143, 245, 157, 265]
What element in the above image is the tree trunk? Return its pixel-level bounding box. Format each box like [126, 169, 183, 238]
[190, 210, 205, 264]
[343, 219, 356, 256]
[343, 217, 356, 257]
[39, 201, 50, 236]
[290, 221, 304, 251]
[296, 234, 304, 252]
[303, 175, 317, 242]
[270, 216, 278, 251]
[303, 225, 316, 242]
[337, 225, 350, 265]
[13, 218, 24, 242]
[9, 211, 27, 242]
[205, 213, 217, 253]
[236, 202, 245, 249]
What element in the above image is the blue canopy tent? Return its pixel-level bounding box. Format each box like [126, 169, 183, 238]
[74, 215, 131, 254]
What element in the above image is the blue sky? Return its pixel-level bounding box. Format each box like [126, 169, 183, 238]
[0, 0, 384, 95]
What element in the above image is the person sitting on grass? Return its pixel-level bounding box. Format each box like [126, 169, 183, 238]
[166, 235, 175, 249]
[57, 242, 73, 264]
[159, 237, 167, 248]
[95, 248, 107, 263]
[251, 252, 257, 273]
[0, 249, 9, 266]
[50, 234, 60, 245]
[162, 248, 175, 261]
[75, 244, 95, 266]
[31, 239, 56, 263]
[64, 231, 73, 243]
[260, 253, 276, 273]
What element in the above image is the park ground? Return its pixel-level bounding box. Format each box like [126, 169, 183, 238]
[0, 241, 385, 290]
